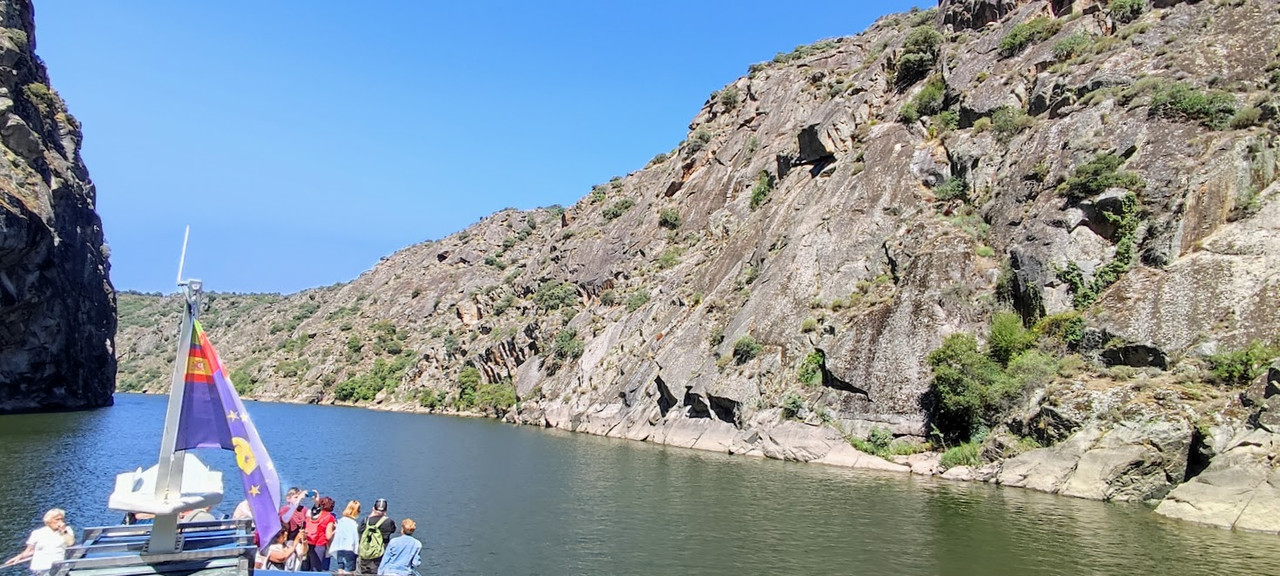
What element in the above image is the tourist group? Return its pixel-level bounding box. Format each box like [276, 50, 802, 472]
[3, 490, 422, 576]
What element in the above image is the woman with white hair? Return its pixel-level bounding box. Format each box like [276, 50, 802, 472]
[3, 508, 75, 576]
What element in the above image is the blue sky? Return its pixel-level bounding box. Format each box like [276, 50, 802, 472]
[34, 0, 927, 294]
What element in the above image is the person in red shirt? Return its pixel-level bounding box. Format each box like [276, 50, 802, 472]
[304, 495, 337, 571]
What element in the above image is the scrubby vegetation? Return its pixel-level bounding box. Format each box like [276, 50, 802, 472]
[1148, 82, 1237, 130]
[1060, 152, 1143, 201]
[603, 198, 636, 221]
[927, 311, 1060, 442]
[999, 17, 1062, 58]
[1108, 0, 1145, 24]
[1208, 340, 1280, 386]
[895, 26, 943, 87]
[899, 76, 946, 124]
[750, 171, 774, 210]
[798, 351, 825, 387]
[733, 336, 762, 364]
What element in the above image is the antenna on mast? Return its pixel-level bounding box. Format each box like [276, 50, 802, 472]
[176, 226, 190, 287]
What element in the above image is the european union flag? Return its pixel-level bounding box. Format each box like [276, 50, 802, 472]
[174, 317, 282, 548]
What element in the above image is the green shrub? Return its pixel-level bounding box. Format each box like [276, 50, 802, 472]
[599, 289, 618, 306]
[1052, 31, 1092, 61]
[901, 76, 946, 123]
[1060, 153, 1143, 200]
[474, 381, 517, 414]
[940, 441, 981, 468]
[800, 317, 819, 333]
[658, 208, 682, 229]
[418, 389, 446, 409]
[733, 336, 762, 364]
[999, 16, 1062, 58]
[987, 311, 1036, 366]
[750, 171, 774, 210]
[935, 110, 960, 132]
[625, 290, 650, 312]
[933, 177, 968, 202]
[230, 369, 256, 396]
[553, 329, 585, 361]
[657, 248, 681, 269]
[719, 86, 740, 110]
[1109, 0, 1145, 24]
[926, 334, 1012, 440]
[869, 426, 894, 452]
[1057, 193, 1141, 308]
[991, 107, 1033, 142]
[1149, 82, 1236, 130]
[603, 198, 636, 221]
[972, 117, 992, 133]
[798, 350, 825, 387]
[493, 294, 515, 316]
[456, 366, 481, 408]
[896, 26, 944, 86]
[1006, 349, 1059, 390]
[22, 82, 62, 115]
[1208, 341, 1280, 386]
[1034, 311, 1085, 348]
[535, 281, 578, 310]
[648, 152, 669, 166]
[687, 128, 713, 153]
[782, 394, 805, 419]
[1229, 106, 1261, 129]
[708, 327, 725, 348]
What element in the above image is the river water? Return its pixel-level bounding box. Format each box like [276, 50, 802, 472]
[1, 394, 1277, 575]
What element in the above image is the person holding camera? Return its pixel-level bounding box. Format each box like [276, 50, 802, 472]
[278, 487, 312, 540]
[3, 508, 75, 576]
[303, 496, 337, 571]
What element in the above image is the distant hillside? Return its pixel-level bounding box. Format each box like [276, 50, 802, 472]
[118, 0, 1280, 532]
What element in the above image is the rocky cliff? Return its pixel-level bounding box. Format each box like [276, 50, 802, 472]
[117, 0, 1280, 530]
[0, 0, 115, 413]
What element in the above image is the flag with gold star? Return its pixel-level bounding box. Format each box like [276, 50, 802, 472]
[174, 315, 282, 548]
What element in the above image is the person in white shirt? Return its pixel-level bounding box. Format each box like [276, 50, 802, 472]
[3, 508, 75, 576]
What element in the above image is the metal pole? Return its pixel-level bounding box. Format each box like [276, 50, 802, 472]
[148, 233, 197, 553]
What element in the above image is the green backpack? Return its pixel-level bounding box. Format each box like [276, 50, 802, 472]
[358, 517, 388, 560]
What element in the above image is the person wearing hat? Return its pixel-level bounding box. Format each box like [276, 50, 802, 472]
[356, 499, 396, 575]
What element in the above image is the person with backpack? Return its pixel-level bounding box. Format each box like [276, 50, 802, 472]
[356, 498, 396, 575]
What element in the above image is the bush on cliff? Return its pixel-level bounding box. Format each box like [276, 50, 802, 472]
[895, 26, 943, 87]
[1109, 0, 1145, 24]
[987, 311, 1036, 366]
[999, 16, 1062, 58]
[474, 380, 517, 414]
[927, 312, 1056, 441]
[1208, 341, 1280, 386]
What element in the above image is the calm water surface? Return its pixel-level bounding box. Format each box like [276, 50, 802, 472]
[1, 394, 1278, 575]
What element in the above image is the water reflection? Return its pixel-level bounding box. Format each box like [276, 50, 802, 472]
[1, 395, 1277, 576]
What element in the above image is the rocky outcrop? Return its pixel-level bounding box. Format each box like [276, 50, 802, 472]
[1156, 428, 1280, 533]
[113, 0, 1280, 531]
[0, 0, 114, 413]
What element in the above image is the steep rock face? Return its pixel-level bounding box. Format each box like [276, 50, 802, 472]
[0, 0, 115, 413]
[114, 0, 1280, 527]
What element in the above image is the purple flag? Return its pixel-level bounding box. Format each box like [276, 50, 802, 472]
[174, 317, 282, 548]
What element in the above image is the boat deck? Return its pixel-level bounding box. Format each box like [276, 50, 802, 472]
[52, 520, 255, 576]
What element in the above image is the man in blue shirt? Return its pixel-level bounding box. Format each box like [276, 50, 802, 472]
[377, 519, 421, 576]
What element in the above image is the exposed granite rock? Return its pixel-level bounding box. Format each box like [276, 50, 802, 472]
[0, 0, 114, 413]
[1156, 429, 1280, 533]
[111, 0, 1280, 532]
